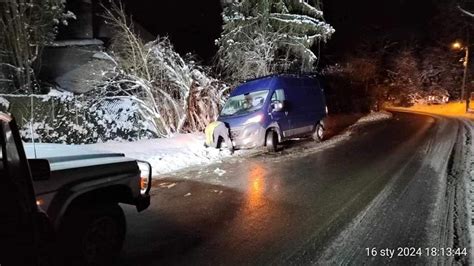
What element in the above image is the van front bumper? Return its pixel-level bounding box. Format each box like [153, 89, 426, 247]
[230, 123, 266, 149]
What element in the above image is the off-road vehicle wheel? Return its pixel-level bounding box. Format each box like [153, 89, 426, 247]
[59, 203, 126, 266]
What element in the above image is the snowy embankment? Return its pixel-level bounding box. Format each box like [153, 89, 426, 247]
[88, 134, 234, 176]
[389, 102, 474, 119]
[87, 111, 392, 176]
[351, 111, 392, 124]
[462, 120, 474, 263]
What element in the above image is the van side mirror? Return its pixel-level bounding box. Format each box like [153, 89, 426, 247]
[28, 159, 51, 181]
[271, 100, 284, 112]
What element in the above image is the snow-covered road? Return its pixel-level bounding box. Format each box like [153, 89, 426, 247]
[117, 111, 470, 265]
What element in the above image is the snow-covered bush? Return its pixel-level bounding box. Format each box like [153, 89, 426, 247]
[217, 0, 335, 82]
[0, 0, 75, 93]
[102, 3, 228, 136]
[1, 91, 157, 144]
[420, 47, 463, 100]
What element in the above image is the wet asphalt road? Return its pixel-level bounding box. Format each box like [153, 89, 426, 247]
[119, 112, 465, 265]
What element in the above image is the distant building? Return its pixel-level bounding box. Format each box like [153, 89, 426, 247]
[40, 0, 152, 93]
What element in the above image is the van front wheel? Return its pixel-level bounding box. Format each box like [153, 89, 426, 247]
[266, 130, 278, 152]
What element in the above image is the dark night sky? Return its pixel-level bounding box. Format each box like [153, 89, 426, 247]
[123, 0, 438, 64]
[322, 0, 438, 61]
[123, 0, 223, 63]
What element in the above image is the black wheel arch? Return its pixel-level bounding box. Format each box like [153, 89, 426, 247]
[265, 123, 282, 144]
[49, 185, 133, 229]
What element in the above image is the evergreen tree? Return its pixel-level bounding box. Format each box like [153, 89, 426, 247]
[217, 0, 334, 82]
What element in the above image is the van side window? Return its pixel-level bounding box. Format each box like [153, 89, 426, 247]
[271, 89, 285, 102]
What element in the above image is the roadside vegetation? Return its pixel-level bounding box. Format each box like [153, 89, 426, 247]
[0, 0, 334, 143]
[0, 0, 470, 144]
[322, 0, 470, 113]
[216, 0, 334, 83]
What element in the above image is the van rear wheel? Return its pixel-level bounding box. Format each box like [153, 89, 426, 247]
[266, 130, 278, 152]
[313, 122, 325, 142]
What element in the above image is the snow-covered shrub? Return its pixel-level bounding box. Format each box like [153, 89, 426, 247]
[420, 47, 463, 100]
[1, 92, 157, 144]
[102, 3, 228, 136]
[95, 60, 228, 136]
[0, 97, 10, 111]
[217, 0, 335, 82]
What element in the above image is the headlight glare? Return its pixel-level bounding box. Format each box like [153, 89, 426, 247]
[244, 114, 263, 125]
[137, 161, 152, 195]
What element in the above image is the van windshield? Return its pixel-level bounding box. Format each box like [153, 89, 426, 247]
[221, 90, 269, 116]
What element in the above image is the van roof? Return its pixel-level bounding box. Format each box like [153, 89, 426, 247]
[231, 76, 275, 96]
[231, 73, 319, 96]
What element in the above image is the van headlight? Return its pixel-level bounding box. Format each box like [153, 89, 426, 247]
[137, 161, 152, 195]
[244, 114, 263, 125]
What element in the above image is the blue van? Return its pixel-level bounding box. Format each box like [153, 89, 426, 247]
[218, 74, 328, 152]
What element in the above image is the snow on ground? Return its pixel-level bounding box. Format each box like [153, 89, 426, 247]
[389, 102, 474, 119]
[86, 112, 392, 177]
[461, 120, 474, 263]
[87, 133, 236, 176]
[352, 111, 392, 124]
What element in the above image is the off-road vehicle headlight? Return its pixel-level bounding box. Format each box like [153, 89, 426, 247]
[137, 161, 152, 195]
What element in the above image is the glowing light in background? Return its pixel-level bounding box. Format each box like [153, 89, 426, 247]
[452, 41, 462, 50]
[36, 198, 44, 206]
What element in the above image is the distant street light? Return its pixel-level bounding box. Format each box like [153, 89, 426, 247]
[451, 41, 469, 106]
[452, 41, 462, 50]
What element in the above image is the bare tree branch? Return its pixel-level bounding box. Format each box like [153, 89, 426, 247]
[458, 4, 474, 18]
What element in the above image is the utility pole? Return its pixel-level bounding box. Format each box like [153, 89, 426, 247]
[461, 37, 469, 102]
[466, 29, 472, 112]
[453, 33, 471, 112]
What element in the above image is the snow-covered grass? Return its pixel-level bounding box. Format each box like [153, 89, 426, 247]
[87, 112, 392, 177]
